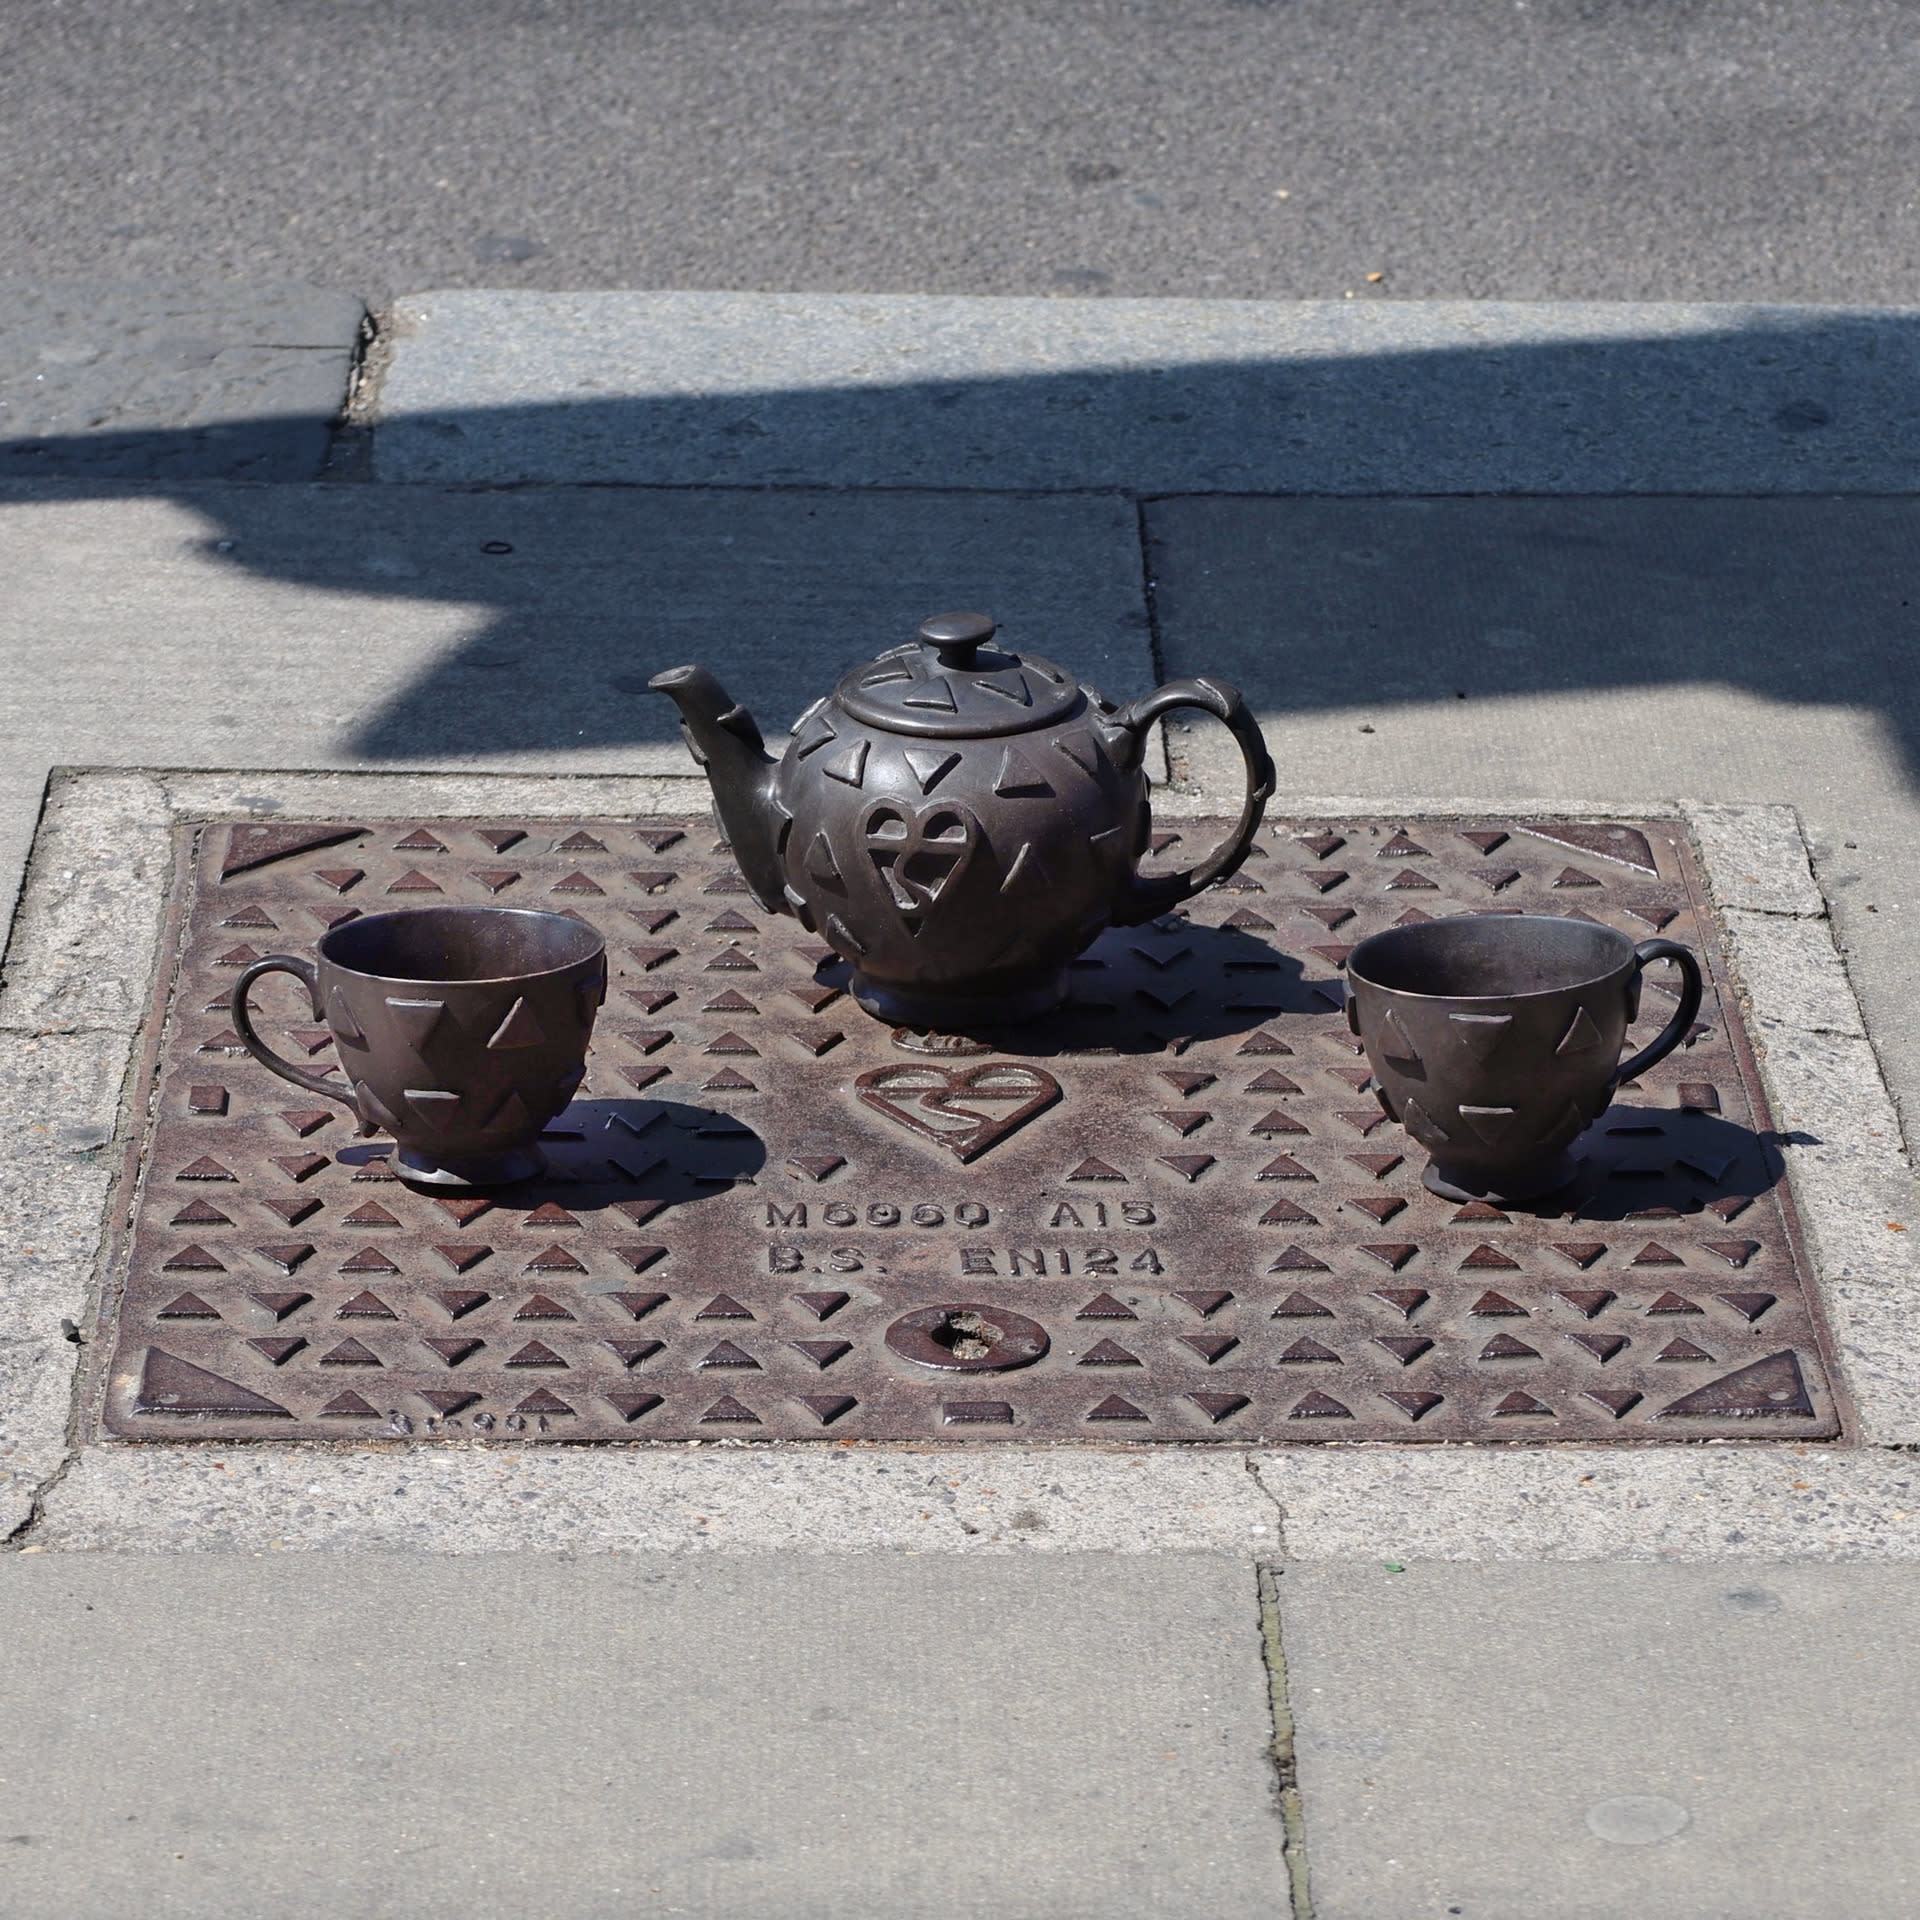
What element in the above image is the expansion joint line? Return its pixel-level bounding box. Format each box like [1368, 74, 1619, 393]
[1255, 1561, 1315, 1920]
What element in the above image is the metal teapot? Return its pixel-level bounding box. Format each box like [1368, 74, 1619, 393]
[650, 612, 1275, 1028]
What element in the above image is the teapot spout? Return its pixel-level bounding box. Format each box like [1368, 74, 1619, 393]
[647, 665, 787, 913]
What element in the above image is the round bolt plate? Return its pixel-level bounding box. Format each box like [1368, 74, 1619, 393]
[885, 1304, 1050, 1372]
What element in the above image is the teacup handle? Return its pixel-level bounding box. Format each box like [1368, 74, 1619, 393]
[1614, 939, 1705, 1086]
[1110, 676, 1277, 924]
[231, 955, 354, 1105]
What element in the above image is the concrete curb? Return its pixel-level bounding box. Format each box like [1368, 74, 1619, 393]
[0, 280, 365, 481]
[4, 770, 1913, 1558]
[370, 293, 1920, 493]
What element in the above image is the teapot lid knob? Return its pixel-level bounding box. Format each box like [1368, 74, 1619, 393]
[918, 610, 997, 672]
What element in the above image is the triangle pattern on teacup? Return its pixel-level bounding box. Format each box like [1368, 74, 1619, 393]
[354, 1080, 405, 1136]
[1448, 1012, 1512, 1059]
[487, 996, 547, 1050]
[480, 1087, 537, 1137]
[1379, 1009, 1422, 1068]
[326, 988, 367, 1048]
[385, 996, 446, 1054]
[1556, 1005, 1606, 1055]
[1401, 1098, 1450, 1147]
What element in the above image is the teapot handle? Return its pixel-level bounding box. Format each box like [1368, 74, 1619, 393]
[1109, 677, 1276, 925]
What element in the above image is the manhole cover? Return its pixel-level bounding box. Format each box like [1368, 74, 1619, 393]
[97, 815, 1841, 1443]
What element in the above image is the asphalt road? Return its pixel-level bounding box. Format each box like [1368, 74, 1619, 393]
[1, 0, 1915, 309]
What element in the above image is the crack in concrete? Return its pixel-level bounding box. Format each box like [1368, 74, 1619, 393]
[1256, 1562, 1316, 1920]
[1244, 1449, 1288, 1555]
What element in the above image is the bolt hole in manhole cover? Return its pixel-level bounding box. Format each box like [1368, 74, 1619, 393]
[97, 817, 1840, 1443]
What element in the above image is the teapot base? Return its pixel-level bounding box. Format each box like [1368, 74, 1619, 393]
[848, 966, 1068, 1032]
[1420, 1149, 1582, 1206]
[395, 1143, 549, 1189]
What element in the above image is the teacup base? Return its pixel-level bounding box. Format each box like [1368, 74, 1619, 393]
[394, 1142, 548, 1189]
[1422, 1150, 1581, 1206]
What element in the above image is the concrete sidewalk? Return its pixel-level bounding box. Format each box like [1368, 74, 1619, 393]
[3, 286, 1919, 1919]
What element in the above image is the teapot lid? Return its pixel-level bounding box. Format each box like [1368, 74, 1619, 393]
[831, 613, 1084, 739]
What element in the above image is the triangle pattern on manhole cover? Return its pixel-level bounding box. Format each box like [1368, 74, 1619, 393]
[1470, 1291, 1527, 1316]
[790, 1341, 852, 1369]
[1179, 1334, 1240, 1364]
[606, 1391, 665, 1423]
[221, 823, 364, 878]
[135, 1348, 291, 1417]
[1171, 1290, 1233, 1317]
[1371, 1288, 1429, 1319]
[1381, 1390, 1444, 1421]
[1374, 1336, 1433, 1367]
[1558, 1289, 1617, 1318]
[1493, 1391, 1554, 1417]
[1272, 1292, 1333, 1317]
[1157, 1154, 1215, 1182]
[1461, 1244, 1521, 1270]
[1520, 821, 1658, 875]
[1582, 1389, 1643, 1418]
[1289, 1391, 1352, 1419]
[794, 1395, 858, 1425]
[1259, 1198, 1317, 1224]
[419, 1390, 481, 1416]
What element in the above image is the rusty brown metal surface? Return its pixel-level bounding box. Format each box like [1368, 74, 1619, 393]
[99, 815, 1842, 1444]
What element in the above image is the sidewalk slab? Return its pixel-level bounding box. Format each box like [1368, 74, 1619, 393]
[1278, 1561, 1920, 1920]
[0, 1552, 1285, 1920]
[0, 281, 363, 480]
[0, 481, 1147, 930]
[370, 293, 1920, 492]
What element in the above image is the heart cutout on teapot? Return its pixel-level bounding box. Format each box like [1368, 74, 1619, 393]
[862, 799, 979, 935]
[854, 1062, 1061, 1163]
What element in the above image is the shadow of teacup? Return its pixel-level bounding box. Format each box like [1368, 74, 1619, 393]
[336, 1096, 768, 1206]
[1480, 1104, 1782, 1222]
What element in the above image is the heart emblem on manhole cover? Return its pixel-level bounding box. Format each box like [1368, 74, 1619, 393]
[854, 1062, 1061, 1163]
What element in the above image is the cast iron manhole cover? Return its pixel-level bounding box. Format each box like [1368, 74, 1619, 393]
[97, 815, 1841, 1443]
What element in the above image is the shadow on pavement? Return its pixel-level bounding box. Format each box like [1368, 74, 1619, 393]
[2, 308, 1917, 776]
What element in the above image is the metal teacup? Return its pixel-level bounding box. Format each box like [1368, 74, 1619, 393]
[1345, 914, 1703, 1202]
[232, 905, 607, 1188]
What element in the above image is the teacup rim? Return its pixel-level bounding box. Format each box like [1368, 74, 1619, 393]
[1347, 912, 1634, 1004]
[315, 904, 606, 988]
